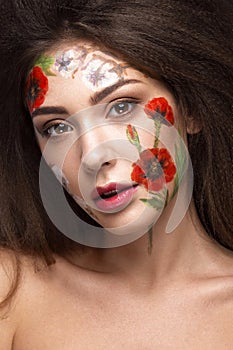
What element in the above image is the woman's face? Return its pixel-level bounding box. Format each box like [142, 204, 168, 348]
[26, 42, 187, 240]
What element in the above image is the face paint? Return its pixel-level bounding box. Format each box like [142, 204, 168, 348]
[25, 55, 57, 113]
[126, 97, 178, 209]
[26, 45, 130, 113]
[144, 97, 175, 126]
[31, 46, 129, 92]
[26, 66, 48, 113]
[80, 55, 129, 90]
[53, 46, 90, 78]
[51, 46, 129, 91]
[50, 164, 70, 193]
[26, 42, 135, 117]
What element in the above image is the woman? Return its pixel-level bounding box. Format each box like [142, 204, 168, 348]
[0, 0, 233, 348]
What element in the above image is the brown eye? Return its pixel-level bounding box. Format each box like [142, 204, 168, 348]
[107, 101, 136, 119]
[43, 122, 74, 137]
[115, 102, 130, 114]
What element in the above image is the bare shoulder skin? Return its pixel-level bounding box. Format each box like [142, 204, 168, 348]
[0, 250, 21, 350]
[5, 241, 233, 350]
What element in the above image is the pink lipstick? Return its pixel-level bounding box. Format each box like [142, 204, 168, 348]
[92, 182, 138, 212]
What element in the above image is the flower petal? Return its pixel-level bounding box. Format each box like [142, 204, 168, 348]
[144, 97, 174, 126]
[131, 147, 176, 191]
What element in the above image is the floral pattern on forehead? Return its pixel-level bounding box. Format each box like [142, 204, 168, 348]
[51, 45, 129, 90]
[81, 55, 129, 90]
[53, 46, 90, 78]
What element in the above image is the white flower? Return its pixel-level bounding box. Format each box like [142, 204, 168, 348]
[82, 58, 119, 90]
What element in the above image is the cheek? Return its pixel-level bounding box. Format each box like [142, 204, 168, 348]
[35, 136, 47, 153]
[125, 96, 187, 209]
[34, 131, 82, 196]
[59, 145, 82, 195]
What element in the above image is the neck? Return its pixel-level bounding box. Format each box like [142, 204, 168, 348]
[63, 200, 233, 289]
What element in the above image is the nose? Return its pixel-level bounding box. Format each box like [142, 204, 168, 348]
[79, 131, 118, 174]
[82, 146, 118, 174]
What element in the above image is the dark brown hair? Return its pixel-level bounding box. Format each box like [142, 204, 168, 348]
[0, 0, 232, 310]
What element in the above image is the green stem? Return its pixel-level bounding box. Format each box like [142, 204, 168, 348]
[137, 143, 142, 154]
[154, 120, 161, 148]
[147, 226, 153, 255]
[164, 189, 169, 207]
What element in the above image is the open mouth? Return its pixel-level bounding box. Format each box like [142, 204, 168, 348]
[98, 185, 138, 199]
[92, 182, 138, 212]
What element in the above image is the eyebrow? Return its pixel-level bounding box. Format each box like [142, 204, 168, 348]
[31, 79, 142, 118]
[90, 79, 142, 105]
[32, 106, 68, 118]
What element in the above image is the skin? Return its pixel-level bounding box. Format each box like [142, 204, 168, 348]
[30, 44, 180, 234]
[1, 42, 233, 349]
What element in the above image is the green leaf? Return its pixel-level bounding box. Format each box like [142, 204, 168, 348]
[35, 55, 56, 76]
[172, 173, 179, 197]
[149, 188, 167, 198]
[140, 196, 165, 209]
[176, 138, 187, 178]
[169, 136, 187, 199]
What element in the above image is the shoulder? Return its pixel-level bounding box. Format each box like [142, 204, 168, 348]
[0, 249, 22, 350]
[0, 249, 22, 310]
[0, 249, 53, 349]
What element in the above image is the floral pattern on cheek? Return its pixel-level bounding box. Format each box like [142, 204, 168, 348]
[131, 148, 176, 192]
[144, 97, 174, 126]
[26, 66, 48, 113]
[126, 96, 178, 209]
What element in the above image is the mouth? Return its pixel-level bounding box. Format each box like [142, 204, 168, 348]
[92, 182, 138, 212]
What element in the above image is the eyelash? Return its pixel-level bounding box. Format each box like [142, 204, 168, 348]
[39, 98, 140, 139]
[40, 122, 73, 138]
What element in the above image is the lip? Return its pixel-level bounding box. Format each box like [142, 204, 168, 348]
[92, 182, 138, 212]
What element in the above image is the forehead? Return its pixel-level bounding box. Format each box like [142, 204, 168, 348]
[26, 42, 155, 115]
[42, 43, 131, 91]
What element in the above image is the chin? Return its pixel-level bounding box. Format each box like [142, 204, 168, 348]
[93, 200, 163, 236]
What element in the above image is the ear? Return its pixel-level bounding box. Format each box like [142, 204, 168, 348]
[186, 117, 202, 134]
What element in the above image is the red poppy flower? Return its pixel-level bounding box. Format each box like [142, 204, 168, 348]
[131, 148, 176, 191]
[26, 66, 48, 113]
[144, 97, 174, 126]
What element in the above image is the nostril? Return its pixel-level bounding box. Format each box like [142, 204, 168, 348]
[101, 158, 118, 168]
[102, 161, 111, 166]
